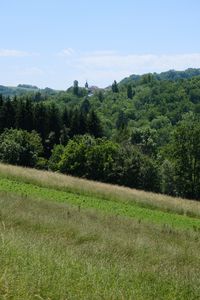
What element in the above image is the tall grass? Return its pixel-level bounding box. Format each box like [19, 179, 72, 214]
[0, 192, 200, 299]
[0, 163, 200, 218]
[0, 178, 200, 231]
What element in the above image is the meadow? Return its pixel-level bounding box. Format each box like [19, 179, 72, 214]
[0, 164, 200, 299]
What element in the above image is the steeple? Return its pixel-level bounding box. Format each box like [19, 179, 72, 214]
[85, 81, 89, 89]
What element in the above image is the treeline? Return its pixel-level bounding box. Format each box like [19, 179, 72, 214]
[0, 73, 200, 201]
[0, 113, 199, 199]
[0, 129, 159, 192]
[0, 95, 102, 157]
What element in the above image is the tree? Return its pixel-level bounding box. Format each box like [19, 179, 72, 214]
[62, 107, 70, 128]
[81, 98, 91, 114]
[44, 131, 56, 158]
[0, 94, 3, 106]
[48, 144, 65, 171]
[172, 113, 200, 199]
[0, 129, 43, 167]
[47, 103, 61, 143]
[33, 103, 48, 141]
[86, 139, 120, 182]
[97, 90, 104, 102]
[130, 128, 157, 157]
[59, 135, 95, 177]
[112, 80, 119, 93]
[139, 155, 160, 192]
[34, 92, 42, 102]
[116, 111, 128, 130]
[58, 135, 119, 183]
[15, 99, 26, 130]
[79, 111, 88, 135]
[112, 143, 159, 192]
[70, 109, 81, 136]
[127, 84, 133, 99]
[24, 98, 34, 131]
[160, 159, 176, 196]
[73, 80, 79, 96]
[0, 98, 15, 131]
[87, 110, 103, 138]
[60, 125, 70, 146]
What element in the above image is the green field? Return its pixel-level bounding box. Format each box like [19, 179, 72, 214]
[0, 164, 200, 299]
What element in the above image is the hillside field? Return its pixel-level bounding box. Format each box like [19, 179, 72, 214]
[0, 164, 200, 299]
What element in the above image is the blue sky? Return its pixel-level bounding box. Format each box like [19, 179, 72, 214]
[1, 0, 200, 89]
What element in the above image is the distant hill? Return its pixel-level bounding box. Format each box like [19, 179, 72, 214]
[17, 84, 39, 89]
[120, 68, 200, 85]
[0, 84, 59, 97]
[2, 68, 200, 97]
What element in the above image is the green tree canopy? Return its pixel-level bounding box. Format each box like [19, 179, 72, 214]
[172, 113, 200, 199]
[0, 129, 43, 167]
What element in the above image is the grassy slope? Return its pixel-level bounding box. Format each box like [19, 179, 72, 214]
[0, 177, 200, 231]
[0, 164, 200, 299]
[0, 163, 200, 218]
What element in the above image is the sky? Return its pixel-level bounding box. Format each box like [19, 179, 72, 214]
[1, 0, 200, 89]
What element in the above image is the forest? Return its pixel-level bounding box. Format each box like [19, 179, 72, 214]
[0, 69, 200, 200]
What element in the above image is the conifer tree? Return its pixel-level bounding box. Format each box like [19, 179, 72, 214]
[70, 109, 81, 136]
[33, 103, 48, 141]
[112, 80, 119, 93]
[81, 98, 91, 114]
[0, 98, 15, 131]
[79, 111, 88, 135]
[127, 84, 133, 99]
[73, 80, 79, 96]
[24, 98, 34, 131]
[62, 107, 70, 128]
[0, 94, 3, 107]
[15, 99, 26, 130]
[87, 110, 103, 138]
[116, 111, 128, 130]
[48, 103, 61, 143]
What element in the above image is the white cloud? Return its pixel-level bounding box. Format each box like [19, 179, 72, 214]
[76, 52, 200, 73]
[58, 48, 75, 56]
[59, 51, 200, 87]
[2, 50, 200, 89]
[0, 49, 38, 57]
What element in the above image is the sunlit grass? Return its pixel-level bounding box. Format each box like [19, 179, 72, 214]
[0, 163, 200, 218]
[0, 192, 200, 299]
[0, 163, 200, 299]
[0, 177, 200, 231]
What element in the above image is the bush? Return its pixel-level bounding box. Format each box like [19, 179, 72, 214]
[0, 129, 43, 167]
[51, 135, 160, 192]
[59, 135, 95, 177]
[48, 144, 65, 171]
[35, 157, 48, 170]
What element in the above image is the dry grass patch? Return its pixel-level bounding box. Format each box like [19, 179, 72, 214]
[0, 163, 200, 218]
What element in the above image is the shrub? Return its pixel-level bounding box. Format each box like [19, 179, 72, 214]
[0, 129, 43, 167]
